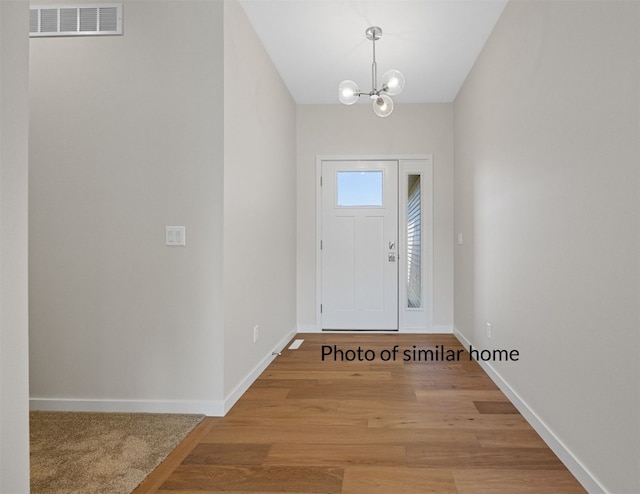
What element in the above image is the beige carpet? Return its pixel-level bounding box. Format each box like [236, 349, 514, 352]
[30, 411, 204, 494]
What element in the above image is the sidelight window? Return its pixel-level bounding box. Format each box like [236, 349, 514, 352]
[407, 175, 422, 308]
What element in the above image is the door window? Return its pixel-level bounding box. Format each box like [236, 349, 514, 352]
[336, 171, 383, 207]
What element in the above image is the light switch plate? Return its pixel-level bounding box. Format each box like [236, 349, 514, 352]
[166, 226, 186, 246]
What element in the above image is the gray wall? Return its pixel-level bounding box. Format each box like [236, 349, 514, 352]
[29, 0, 297, 415]
[297, 103, 454, 332]
[29, 1, 226, 412]
[223, 0, 297, 398]
[454, 1, 639, 492]
[0, 1, 30, 490]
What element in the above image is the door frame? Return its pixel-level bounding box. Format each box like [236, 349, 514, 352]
[316, 154, 434, 333]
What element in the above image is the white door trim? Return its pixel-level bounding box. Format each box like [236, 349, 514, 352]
[315, 154, 434, 333]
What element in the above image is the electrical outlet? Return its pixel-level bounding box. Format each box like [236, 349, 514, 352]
[253, 325, 259, 343]
[486, 322, 492, 340]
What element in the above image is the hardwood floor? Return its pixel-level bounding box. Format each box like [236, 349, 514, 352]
[133, 334, 585, 493]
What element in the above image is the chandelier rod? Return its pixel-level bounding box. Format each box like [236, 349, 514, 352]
[371, 34, 377, 94]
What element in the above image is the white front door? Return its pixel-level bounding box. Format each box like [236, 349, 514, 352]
[321, 161, 398, 330]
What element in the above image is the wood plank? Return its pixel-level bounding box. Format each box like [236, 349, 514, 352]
[475, 430, 548, 448]
[182, 443, 271, 466]
[453, 468, 586, 493]
[406, 444, 566, 469]
[287, 381, 418, 401]
[213, 415, 367, 428]
[342, 466, 457, 494]
[415, 389, 508, 401]
[158, 465, 344, 493]
[337, 398, 480, 415]
[414, 374, 500, 390]
[474, 400, 520, 414]
[264, 444, 406, 467]
[203, 424, 481, 446]
[218, 399, 368, 427]
[252, 378, 318, 389]
[260, 370, 392, 381]
[239, 388, 291, 400]
[368, 412, 532, 430]
[229, 399, 342, 416]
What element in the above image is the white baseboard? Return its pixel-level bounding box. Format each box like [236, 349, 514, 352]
[296, 325, 454, 334]
[430, 324, 453, 333]
[453, 327, 606, 494]
[296, 324, 320, 333]
[400, 324, 452, 334]
[222, 328, 297, 414]
[29, 398, 224, 416]
[31, 328, 298, 418]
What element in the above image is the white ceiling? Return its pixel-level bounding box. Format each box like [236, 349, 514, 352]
[238, 0, 508, 104]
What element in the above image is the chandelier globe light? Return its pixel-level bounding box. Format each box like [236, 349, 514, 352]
[338, 26, 405, 117]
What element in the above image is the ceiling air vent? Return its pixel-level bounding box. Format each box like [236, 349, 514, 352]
[30, 4, 123, 37]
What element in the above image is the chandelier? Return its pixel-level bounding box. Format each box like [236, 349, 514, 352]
[338, 26, 405, 118]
